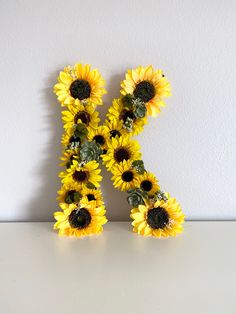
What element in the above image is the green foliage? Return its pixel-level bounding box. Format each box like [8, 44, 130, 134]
[86, 182, 97, 189]
[121, 94, 147, 119]
[152, 190, 168, 202]
[132, 98, 147, 118]
[80, 140, 103, 163]
[74, 123, 88, 141]
[121, 94, 134, 109]
[127, 188, 148, 207]
[131, 160, 146, 174]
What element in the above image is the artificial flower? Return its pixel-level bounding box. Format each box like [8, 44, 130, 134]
[137, 172, 160, 196]
[104, 118, 126, 138]
[107, 98, 147, 135]
[120, 65, 171, 117]
[80, 186, 104, 207]
[102, 135, 141, 171]
[60, 150, 78, 168]
[54, 63, 106, 107]
[60, 160, 102, 189]
[54, 199, 107, 236]
[62, 102, 100, 131]
[57, 184, 82, 211]
[130, 194, 185, 237]
[111, 160, 139, 191]
[87, 125, 109, 150]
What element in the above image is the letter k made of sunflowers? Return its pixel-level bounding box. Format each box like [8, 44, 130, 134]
[53, 63, 185, 238]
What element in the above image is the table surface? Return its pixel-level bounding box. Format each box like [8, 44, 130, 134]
[0, 222, 235, 314]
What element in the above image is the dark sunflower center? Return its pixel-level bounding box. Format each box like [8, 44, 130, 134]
[120, 109, 136, 122]
[74, 111, 91, 125]
[110, 130, 121, 138]
[122, 171, 134, 182]
[65, 190, 81, 204]
[141, 180, 153, 192]
[94, 135, 105, 145]
[70, 79, 91, 100]
[133, 81, 155, 102]
[114, 147, 130, 163]
[147, 207, 169, 229]
[87, 193, 96, 201]
[68, 208, 91, 229]
[69, 134, 80, 145]
[72, 170, 88, 182]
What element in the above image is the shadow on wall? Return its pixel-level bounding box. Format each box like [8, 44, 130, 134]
[24, 70, 131, 222]
[23, 69, 63, 221]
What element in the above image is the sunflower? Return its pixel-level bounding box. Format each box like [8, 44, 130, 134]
[120, 65, 171, 117]
[102, 135, 141, 171]
[137, 172, 160, 196]
[130, 194, 185, 238]
[107, 98, 147, 136]
[54, 63, 106, 107]
[60, 160, 102, 189]
[61, 127, 80, 150]
[111, 160, 139, 191]
[54, 199, 107, 236]
[60, 150, 78, 168]
[80, 186, 104, 207]
[87, 125, 109, 150]
[104, 118, 126, 139]
[62, 102, 100, 131]
[57, 184, 82, 210]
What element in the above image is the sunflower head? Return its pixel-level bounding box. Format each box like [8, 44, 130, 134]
[60, 160, 102, 189]
[54, 63, 106, 107]
[105, 118, 126, 139]
[54, 201, 107, 237]
[87, 125, 109, 150]
[80, 186, 104, 207]
[57, 184, 82, 209]
[106, 98, 147, 136]
[111, 160, 139, 191]
[120, 65, 171, 117]
[102, 135, 141, 171]
[60, 150, 78, 168]
[62, 102, 100, 132]
[130, 194, 185, 238]
[137, 172, 160, 196]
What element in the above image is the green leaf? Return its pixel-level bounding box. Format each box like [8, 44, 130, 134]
[132, 99, 147, 119]
[74, 123, 88, 140]
[127, 188, 148, 207]
[121, 94, 134, 109]
[131, 160, 145, 174]
[86, 182, 97, 189]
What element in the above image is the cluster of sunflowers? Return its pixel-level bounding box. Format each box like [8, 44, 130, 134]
[53, 63, 185, 238]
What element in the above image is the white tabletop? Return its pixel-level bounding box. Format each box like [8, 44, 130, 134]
[0, 222, 235, 314]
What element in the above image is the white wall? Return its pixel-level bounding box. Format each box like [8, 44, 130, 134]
[0, 0, 235, 221]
